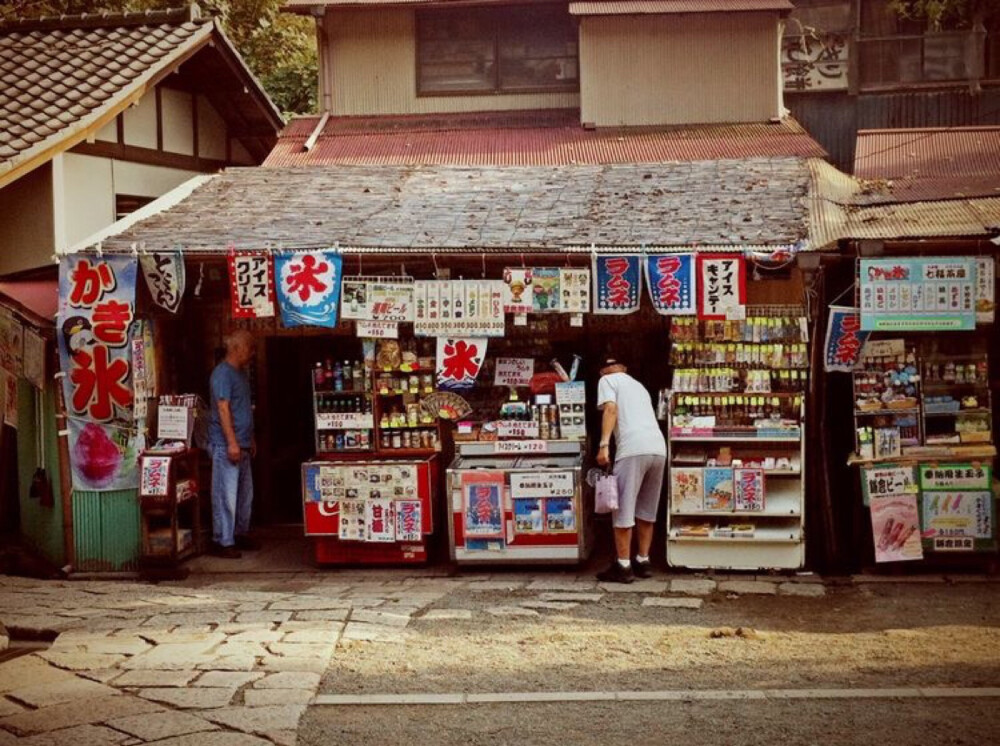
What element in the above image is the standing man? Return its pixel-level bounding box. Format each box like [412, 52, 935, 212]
[208, 329, 259, 558]
[595, 356, 667, 583]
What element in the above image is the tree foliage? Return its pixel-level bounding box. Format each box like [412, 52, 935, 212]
[888, 0, 998, 29]
[0, 0, 317, 115]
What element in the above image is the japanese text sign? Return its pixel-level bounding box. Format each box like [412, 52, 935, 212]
[824, 306, 872, 373]
[860, 257, 976, 331]
[436, 337, 487, 391]
[593, 255, 641, 314]
[510, 471, 574, 499]
[559, 268, 591, 313]
[140, 456, 171, 497]
[140, 252, 185, 313]
[228, 250, 276, 319]
[494, 358, 534, 387]
[645, 254, 696, 315]
[461, 471, 505, 539]
[414, 280, 505, 337]
[919, 463, 991, 491]
[976, 256, 995, 324]
[274, 250, 343, 328]
[697, 254, 746, 320]
[922, 491, 993, 542]
[861, 465, 918, 505]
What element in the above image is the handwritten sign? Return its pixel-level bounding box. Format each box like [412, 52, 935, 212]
[356, 320, 399, 339]
[510, 471, 574, 499]
[697, 254, 746, 320]
[140, 456, 171, 497]
[157, 405, 192, 441]
[494, 440, 547, 454]
[497, 420, 540, 439]
[315, 413, 375, 430]
[494, 358, 534, 387]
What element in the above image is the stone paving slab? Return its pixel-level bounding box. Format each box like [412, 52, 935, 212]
[539, 593, 604, 603]
[0, 656, 76, 693]
[269, 597, 352, 611]
[525, 580, 597, 592]
[235, 611, 293, 624]
[598, 580, 668, 594]
[257, 655, 330, 673]
[0, 695, 164, 735]
[466, 581, 525, 592]
[267, 642, 336, 659]
[778, 582, 827, 598]
[7, 677, 121, 708]
[642, 597, 704, 609]
[193, 671, 265, 688]
[253, 672, 321, 690]
[243, 688, 313, 706]
[0, 698, 27, 718]
[419, 609, 473, 621]
[137, 687, 236, 709]
[290, 609, 350, 622]
[15, 723, 131, 746]
[197, 656, 256, 672]
[112, 670, 201, 688]
[38, 650, 127, 671]
[719, 580, 778, 596]
[520, 601, 580, 611]
[669, 578, 717, 596]
[350, 608, 412, 628]
[106, 711, 219, 741]
[136, 733, 272, 746]
[486, 606, 539, 617]
[203, 704, 306, 735]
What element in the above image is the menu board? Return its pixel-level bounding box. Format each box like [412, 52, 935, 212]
[860, 258, 976, 331]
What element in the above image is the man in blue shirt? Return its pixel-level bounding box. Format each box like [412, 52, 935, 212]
[208, 329, 258, 558]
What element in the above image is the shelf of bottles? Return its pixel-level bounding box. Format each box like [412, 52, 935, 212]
[312, 358, 375, 454]
[374, 369, 441, 453]
[920, 352, 992, 446]
[852, 346, 923, 452]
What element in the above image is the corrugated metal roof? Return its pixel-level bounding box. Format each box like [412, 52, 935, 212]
[285, 0, 556, 10]
[853, 126, 1000, 204]
[265, 113, 827, 167]
[86, 159, 815, 253]
[569, 0, 792, 15]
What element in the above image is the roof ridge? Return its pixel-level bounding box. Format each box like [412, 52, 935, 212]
[0, 4, 205, 33]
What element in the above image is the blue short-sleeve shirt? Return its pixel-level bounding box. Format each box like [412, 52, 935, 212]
[209, 362, 254, 448]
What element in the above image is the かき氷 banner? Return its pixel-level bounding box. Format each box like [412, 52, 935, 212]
[436, 338, 487, 391]
[274, 250, 343, 328]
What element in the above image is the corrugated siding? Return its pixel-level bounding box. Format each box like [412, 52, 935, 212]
[72, 488, 140, 572]
[570, 0, 793, 15]
[325, 9, 580, 116]
[579, 13, 781, 126]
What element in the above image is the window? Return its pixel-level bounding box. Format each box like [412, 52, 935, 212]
[417, 5, 578, 95]
[115, 194, 154, 221]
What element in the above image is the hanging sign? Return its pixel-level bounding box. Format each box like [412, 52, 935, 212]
[860, 257, 976, 331]
[365, 499, 396, 542]
[395, 500, 423, 542]
[559, 268, 591, 313]
[436, 337, 487, 391]
[861, 465, 918, 506]
[593, 255, 641, 314]
[502, 269, 533, 314]
[140, 251, 185, 313]
[228, 250, 276, 319]
[823, 306, 872, 372]
[919, 463, 991, 491]
[510, 471, 574, 499]
[921, 491, 994, 544]
[494, 358, 534, 387]
[461, 471, 505, 540]
[356, 320, 399, 339]
[975, 256, 995, 324]
[22, 328, 45, 391]
[0, 368, 16, 429]
[414, 280, 505, 337]
[274, 250, 343, 328]
[531, 268, 561, 313]
[0, 310, 23, 377]
[697, 254, 746, 320]
[870, 494, 923, 563]
[140, 455, 171, 497]
[645, 254, 696, 315]
[370, 282, 415, 323]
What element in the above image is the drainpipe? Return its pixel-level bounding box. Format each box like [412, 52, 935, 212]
[312, 7, 333, 113]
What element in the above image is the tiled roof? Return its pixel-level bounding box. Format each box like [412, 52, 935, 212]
[569, 1, 793, 16]
[264, 111, 827, 167]
[853, 127, 1000, 204]
[93, 158, 815, 253]
[0, 7, 282, 188]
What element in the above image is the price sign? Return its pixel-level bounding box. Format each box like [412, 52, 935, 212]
[157, 405, 192, 441]
[494, 358, 534, 387]
[510, 471, 574, 498]
[316, 413, 375, 430]
[494, 440, 547, 454]
[496, 420, 540, 439]
[356, 320, 399, 339]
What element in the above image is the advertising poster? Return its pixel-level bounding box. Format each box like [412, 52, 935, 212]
[368, 282, 415, 323]
[870, 495, 923, 563]
[140, 251, 185, 313]
[593, 255, 641, 314]
[274, 250, 343, 328]
[670, 468, 704, 513]
[975, 256, 995, 324]
[697, 254, 746, 320]
[823, 306, 872, 373]
[513, 498, 545, 534]
[414, 280, 505, 337]
[559, 268, 590, 313]
[531, 268, 561, 313]
[556, 381, 586, 440]
[140, 456, 171, 497]
[494, 358, 534, 387]
[502, 269, 533, 314]
[734, 468, 765, 512]
[365, 499, 396, 542]
[860, 257, 976, 331]
[861, 465, 918, 506]
[228, 250, 276, 319]
[339, 500, 366, 541]
[436, 337, 487, 391]
[545, 497, 576, 532]
[921, 491, 993, 543]
[645, 254, 696, 315]
[462, 471, 505, 539]
[919, 463, 991, 491]
[0, 310, 23, 376]
[703, 467, 734, 511]
[395, 500, 422, 542]
[22, 328, 45, 391]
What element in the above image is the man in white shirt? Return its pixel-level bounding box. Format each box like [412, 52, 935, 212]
[596, 356, 667, 583]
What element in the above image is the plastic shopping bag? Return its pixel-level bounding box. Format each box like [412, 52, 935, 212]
[594, 471, 619, 514]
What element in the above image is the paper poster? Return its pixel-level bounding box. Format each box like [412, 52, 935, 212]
[462, 471, 505, 539]
[645, 254, 696, 315]
[531, 268, 561, 313]
[510, 471, 574, 499]
[514, 498, 545, 534]
[670, 468, 704, 513]
[860, 257, 976, 331]
[703, 467, 734, 511]
[395, 500, 422, 542]
[368, 282, 415, 323]
[339, 500, 366, 541]
[921, 491, 993, 541]
[0, 368, 16, 428]
[414, 280, 505, 337]
[861, 465, 918, 505]
[593, 255, 641, 314]
[140, 251, 185, 313]
[140, 456, 171, 497]
[545, 497, 576, 532]
[365, 499, 396, 542]
[274, 250, 343, 328]
[0, 311, 23, 377]
[556, 381, 586, 440]
[228, 250, 275, 319]
[919, 463, 991, 491]
[975, 256, 995, 324]
[734, 468, 765, 512]
[436, 338, 487, 391]
[68, 420, 140, 491]
[697, 254, 746, 320]
[559, 268, 590, 313]
[870, 494, 923, 563]
[502, 269, 533, 314]
[22, 328, 45, 390]
[494, 358, 534, 387]
[824, 306, 872, 372]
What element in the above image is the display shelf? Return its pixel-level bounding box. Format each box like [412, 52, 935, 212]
[670, 435, 801, 443]
[669, 525, 802, 543]
[138, 449, 202, 566]
[854, 408, 920, 416]
[925, 408, 992, 417]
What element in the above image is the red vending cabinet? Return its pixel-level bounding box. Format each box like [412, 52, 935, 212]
[302, 457, 438, 564]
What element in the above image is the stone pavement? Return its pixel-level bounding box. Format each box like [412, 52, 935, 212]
[0, 569, 992, 745]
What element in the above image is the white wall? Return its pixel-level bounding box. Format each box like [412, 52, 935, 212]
[197, 94, 227, 160]
[161, 88, 195, 156]
[0, 163, 55, 275]
[123, 90, 157, 149]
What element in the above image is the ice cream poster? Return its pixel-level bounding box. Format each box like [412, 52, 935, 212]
[870, 495, 923, 563]
[436, 337, 487, 391]
[697, 254, 746, 320]
[462, 471, 504, 539]
[274, 250, 343, 328]
[58, 254, 140, 491]
[531, 268, 561, 313]
[593, 255, 641, 314]
[645, 254, 696, 315]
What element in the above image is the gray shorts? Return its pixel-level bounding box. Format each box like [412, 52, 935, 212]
[612, 454, 666, 529]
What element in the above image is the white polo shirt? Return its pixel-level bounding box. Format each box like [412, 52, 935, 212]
[597, 372, 667, 459]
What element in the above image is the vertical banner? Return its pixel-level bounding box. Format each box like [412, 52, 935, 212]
[436, 338, 487, 391]
[140, 251, 186, 313]
[697, 254, 746, 320]
[645, 254, 696, 315]
[58, 254, 140, 490]
[0, 310, 24, 376]
[274, 250, 343, 328]
[531, 268, 561, 313]
[976, 256, 995, 324]
[593, 255, 642, 314]
[228, 250, 276, 319]
[823, 306, 872, 373]
[870, 494, 923, 563]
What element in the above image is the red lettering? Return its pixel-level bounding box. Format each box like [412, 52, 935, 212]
[655, 256, 682, 306]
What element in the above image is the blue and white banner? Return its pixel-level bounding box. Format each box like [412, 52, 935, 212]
[593, 255, 642, 314]
[274, 250, 343, 328]
[824, 305, 871, 373]
[644, 254, 696, 315]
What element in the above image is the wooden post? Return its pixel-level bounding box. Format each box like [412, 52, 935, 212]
[54, 377, 75, 569]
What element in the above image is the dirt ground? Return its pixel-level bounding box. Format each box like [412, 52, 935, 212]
[320, 583, 1000, 695]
